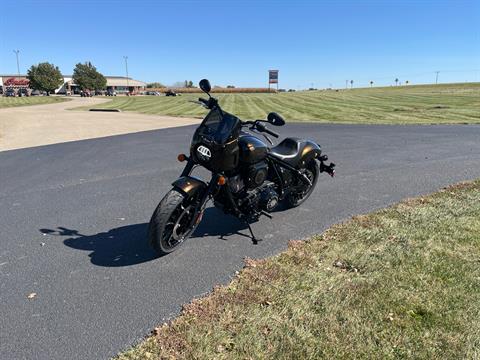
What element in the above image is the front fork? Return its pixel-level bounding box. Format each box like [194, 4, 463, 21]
[179, 159, 220, 227]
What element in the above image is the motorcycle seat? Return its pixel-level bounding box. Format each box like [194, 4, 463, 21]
[270, 137, 306, 165]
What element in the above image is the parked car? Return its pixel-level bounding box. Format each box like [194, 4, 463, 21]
[80, 90, 92, 97]
[165, 89, 178, 97]
[18, 88, 29, 97]
[95, 90, 105, 96]
[5, 88, 16, 97]
[146, 91, 161, 96]
[31, 89, 44, 96]
[106, 89, 117, 96]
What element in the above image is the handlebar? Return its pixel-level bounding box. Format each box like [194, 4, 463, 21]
[198, 97, 220, 110]
[254, 122, 279, 138]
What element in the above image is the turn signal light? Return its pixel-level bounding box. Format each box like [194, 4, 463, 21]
[217, 176, 226, 186]
[177, 153, 187, 162]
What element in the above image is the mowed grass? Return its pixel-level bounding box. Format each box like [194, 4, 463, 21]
[86, 83, 480, 124]
[0, 96, 68, 108]
[117, 179, 480, 359]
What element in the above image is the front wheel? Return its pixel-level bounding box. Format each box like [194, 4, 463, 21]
[148, 189, 202, 256]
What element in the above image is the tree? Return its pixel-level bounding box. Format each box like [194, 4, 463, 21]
[406, 80, 409, 85]
[27, 62, 64, 95]
[350, 80, 354, 88]
[146, 82, 165, 88]
[395, 78, 399, 86]
[370, 80, 373, 87]
[172, 81, 185, 88]
[183, 80, 194, 88]
[73, 62, 107, 90]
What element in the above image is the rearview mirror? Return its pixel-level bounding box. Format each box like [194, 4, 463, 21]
[267, 112, 285, 126]
[199, 79, 211, 94]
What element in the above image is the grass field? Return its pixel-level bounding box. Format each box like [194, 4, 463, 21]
[117, 179, 480, 359]
[0, 96, 68, 108]
[85, 83, 480, 124]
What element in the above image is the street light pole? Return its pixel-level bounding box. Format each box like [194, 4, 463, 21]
[13, 50, 20, 76]
[123, 56, 129, 94]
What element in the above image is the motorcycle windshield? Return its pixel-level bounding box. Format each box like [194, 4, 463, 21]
[199, 108, 240, 144]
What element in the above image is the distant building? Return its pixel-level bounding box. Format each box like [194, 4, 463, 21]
[0, 75, 146, 94]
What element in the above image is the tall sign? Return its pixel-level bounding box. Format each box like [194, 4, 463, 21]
[268, 70, 279, 90]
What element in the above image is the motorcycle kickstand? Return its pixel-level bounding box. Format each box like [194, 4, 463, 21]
[246, 222, 262, 245]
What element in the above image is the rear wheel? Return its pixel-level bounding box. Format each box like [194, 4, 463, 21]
[285, 160, 319, 208]
[148, 189, 202, 256]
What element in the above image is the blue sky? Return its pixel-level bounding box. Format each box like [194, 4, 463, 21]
[0, 0, 478, 88]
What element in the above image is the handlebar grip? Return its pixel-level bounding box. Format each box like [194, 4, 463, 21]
[264, 127, 279, 138]
[198, 97, 208, 105]
[256, 122, 279, 138]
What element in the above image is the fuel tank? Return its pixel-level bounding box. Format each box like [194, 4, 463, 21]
[238, 134, 268, 164]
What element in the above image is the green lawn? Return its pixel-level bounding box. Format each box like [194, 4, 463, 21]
[117, 179, 480, 359]
[0, 96, 68, 108]
[84, 83, 480, 124]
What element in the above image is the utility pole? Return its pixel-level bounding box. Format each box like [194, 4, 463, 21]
[435, 71, 440, 84]
[123, 56, 129, 93]
[13, 50, 20, 75]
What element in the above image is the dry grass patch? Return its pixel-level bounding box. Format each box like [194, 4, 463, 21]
[117, 180, 480, 359]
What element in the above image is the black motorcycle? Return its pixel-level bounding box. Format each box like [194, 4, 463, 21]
[148, 79, 335, 255]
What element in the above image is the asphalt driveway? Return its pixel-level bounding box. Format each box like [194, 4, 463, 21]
[1, 123, 480, 359]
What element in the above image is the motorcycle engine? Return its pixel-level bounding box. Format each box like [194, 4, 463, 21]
[236, 181, 279, 217]
[227, 161, 269, 194]
[245, 161, 268, 189]
[224, 161, 278, 219]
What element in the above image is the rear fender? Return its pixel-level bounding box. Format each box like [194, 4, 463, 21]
[299, 140, 322, 167]
[172, 176, 207, 198]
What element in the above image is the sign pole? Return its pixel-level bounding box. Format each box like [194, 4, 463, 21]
[13, 50, 20, 76]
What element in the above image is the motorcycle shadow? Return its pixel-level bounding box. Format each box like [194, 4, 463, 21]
[40, 225, 155, 267]
[192, 207, 251, 240]
[39, 208, 252, 267]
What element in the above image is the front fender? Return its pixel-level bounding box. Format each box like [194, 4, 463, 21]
[172, 176, 207, 198]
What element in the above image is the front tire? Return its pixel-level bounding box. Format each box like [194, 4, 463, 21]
[148, 189, 200, 256]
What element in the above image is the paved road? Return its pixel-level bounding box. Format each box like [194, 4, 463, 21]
[1, 123, 480, 359]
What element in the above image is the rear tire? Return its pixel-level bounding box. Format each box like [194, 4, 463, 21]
[148, 189, 200, 256]
[285, 160, 319, 208]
